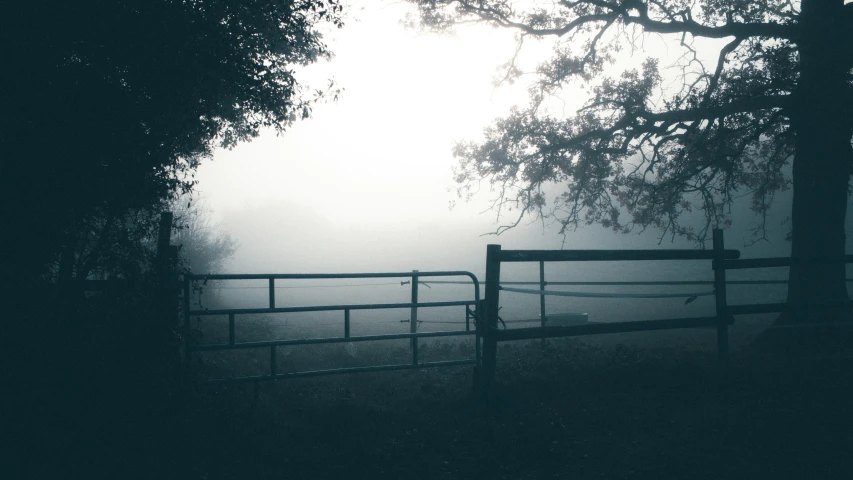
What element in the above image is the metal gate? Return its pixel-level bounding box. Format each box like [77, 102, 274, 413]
[183, 271, 481, 384]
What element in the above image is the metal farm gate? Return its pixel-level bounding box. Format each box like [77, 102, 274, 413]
[183, 271, 482, 388]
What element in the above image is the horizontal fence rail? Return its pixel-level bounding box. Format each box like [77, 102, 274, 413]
[407, 279, 853, 286]
[491, 316, 729, 342]
[188, 301, 476, 317]
[727, 300, 853, 316]
[715, 255, 853, 270]
[717, 255, 853, 323]
[187, 272, 480, 281]
[498, 249, 740, 263]
[203, 359, 478, 385]
[183, 271, 481, 386]
[193, 330, 476, 352]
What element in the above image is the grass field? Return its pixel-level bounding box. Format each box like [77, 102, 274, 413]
[8, 315, 851, 479]
[179, 322, 853, 480]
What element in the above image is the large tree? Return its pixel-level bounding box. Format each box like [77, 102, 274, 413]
[410, 0, 853, 324]
[0, 0, 342, 284]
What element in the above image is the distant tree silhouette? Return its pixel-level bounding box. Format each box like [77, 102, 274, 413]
[40, 194, 234, 287]
[48, 204, 163, 284]
[0, 0, 342, 284]
[409, 0, 853, 325]
[171, 196, 237, 276]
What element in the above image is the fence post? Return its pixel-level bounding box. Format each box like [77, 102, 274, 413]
[155, 212, 178, 330]
[465, 306, 470, 332]
[410, 270, 419, 366]
[477, 244, 501, 398]
[713, 228, 730, 364]
[182, 274, 192, 375]
[475, 300, 483, 375]
[183, 275, 191, 330]
[540, 260, 547, 349]
[344, 309, 351, 338]
[228, 313, 235, 345]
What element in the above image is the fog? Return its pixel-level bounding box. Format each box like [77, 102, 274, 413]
[188, 188, 824, 351]
[189, 0, 852, 333]
[195, 0, 806, 276]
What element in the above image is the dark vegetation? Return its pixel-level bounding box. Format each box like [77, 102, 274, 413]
[0, 0, 340, 477]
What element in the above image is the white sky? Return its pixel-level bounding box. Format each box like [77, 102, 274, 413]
[194, 0, 796, 274]
[198, 1, 526, 224]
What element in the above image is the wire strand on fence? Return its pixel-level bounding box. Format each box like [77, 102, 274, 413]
[739, 320, 853, 330]
[499, 285, 715, 300]
[417, 279, 853, 286]
[190, 278, 853, 291]
[199, 282, 403, 290]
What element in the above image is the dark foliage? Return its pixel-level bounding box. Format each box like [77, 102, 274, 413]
[0, 0, 343, 281]
[0, 2, 342, 476]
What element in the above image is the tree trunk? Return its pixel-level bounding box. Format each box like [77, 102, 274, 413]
[783, 0, 853, 326]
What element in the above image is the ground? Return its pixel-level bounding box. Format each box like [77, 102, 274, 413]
[182, 324, 852, 480]
[6, 320, 852, 479]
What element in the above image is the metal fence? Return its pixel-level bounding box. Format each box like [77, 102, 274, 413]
[183, 234, 853, 397]
[474, 229, 741, 395]
[473, 228, 853, 396]
[183, 271, 481, 385]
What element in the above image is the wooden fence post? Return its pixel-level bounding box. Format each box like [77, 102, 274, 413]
[477, 245, 501, 398]
[410, 270, 419, 366]
[713, 228, 730, 364]
[156, 212, 178, 329]
[539, 260, 547, 349]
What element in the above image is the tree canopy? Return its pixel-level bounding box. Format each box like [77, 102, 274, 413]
[409, 0, 853, 321]
[0, 0, 343, 281]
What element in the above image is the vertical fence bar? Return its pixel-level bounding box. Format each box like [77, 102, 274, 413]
[540, 260, 547, 349]
[478, 245, 501, 398]
[474, 300, 483, 374]
[183, 275, 191, 329]
[228, 313, 235, 345]
[410, 270, 419, 365]
[270, 346, 277, 377]
[269, 278, 275, 309]
[465, 306, 470, 332]
[183, 275, 192, 368]
[713, 229, 730, 364]
[344, 309, 351, 338]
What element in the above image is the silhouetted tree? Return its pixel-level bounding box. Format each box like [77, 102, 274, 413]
[45, 204, 163, 284]
[171, 196, 238, 276]
[409, 0, 853, 324]
[0, 0, 342, 284]
[40, 194, 234, 287]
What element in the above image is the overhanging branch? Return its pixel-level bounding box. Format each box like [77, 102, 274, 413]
[453, 0, 797, 41]
[545, 95, 791, 153]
